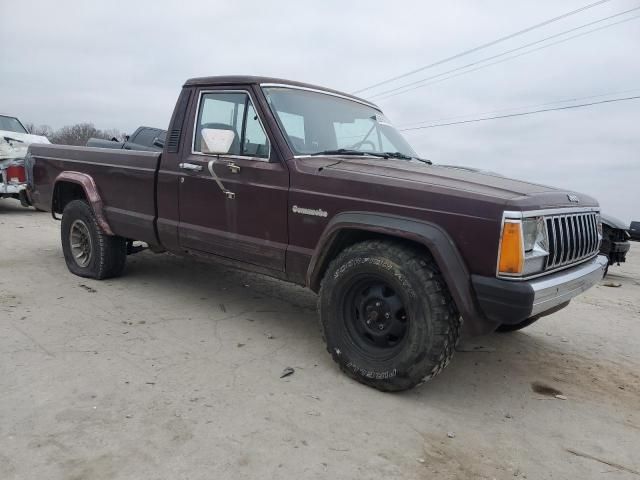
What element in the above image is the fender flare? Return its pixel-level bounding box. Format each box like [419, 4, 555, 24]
[53, 171, 114, 235]
[307, 212, 490, 335]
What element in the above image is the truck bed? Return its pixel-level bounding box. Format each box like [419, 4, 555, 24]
[27, 144, 162, 245]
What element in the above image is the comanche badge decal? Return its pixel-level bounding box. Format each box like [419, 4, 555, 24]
[292, 205, 328, 218]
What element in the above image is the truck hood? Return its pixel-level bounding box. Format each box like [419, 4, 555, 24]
[0, 130, 50, 161]
[313, 156, 598, 210]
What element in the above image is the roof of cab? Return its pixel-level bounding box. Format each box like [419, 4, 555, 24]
[183, 75, 378, 109]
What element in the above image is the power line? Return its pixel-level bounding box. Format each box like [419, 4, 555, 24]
[398, 87, 640, 128]
[376, 13, 640, 102]
[352, 0, 614, 94]
[398, 95, 640, 131]
[372, 8, 640, 101]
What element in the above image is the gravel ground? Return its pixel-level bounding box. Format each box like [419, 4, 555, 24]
[1, 200, 639, 480]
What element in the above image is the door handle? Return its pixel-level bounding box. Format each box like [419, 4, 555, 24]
[228, 162, 241, 174]
[207, 160, 236, 200]
[178, 162, 203, 172]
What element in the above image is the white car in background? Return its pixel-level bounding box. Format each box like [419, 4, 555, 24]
[1, 114, 50, 206]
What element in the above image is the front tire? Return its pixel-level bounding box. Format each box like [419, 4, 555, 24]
[318, 240, 460, 392]
[61, 200, 127, 279]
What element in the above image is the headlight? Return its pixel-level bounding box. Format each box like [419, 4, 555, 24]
[596, 214, 603, 236]
[498, 216, 549, 277]
[522, 217, 546, 252]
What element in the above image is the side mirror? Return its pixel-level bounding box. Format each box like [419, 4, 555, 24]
[201, 128, 234, 154]
[152, 137, 164, 148]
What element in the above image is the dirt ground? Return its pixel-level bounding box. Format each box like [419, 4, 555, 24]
[1, 199, 639, 480]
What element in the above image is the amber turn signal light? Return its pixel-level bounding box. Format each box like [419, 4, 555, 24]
[498, 221, 524, 275]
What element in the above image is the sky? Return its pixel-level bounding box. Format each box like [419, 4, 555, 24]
[1, 0, 639, 223]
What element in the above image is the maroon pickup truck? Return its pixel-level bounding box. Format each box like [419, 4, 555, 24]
[26, 76, 607, 391]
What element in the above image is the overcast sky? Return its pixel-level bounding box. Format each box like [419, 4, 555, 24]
[1, 0, 638, 222]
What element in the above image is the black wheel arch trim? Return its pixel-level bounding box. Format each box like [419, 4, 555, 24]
[307, 211, 495, 336]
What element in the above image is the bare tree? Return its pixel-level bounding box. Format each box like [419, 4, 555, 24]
[23, 123, 54, 137]
[49, 123, 124, 145]
[22, 122, 125, 145]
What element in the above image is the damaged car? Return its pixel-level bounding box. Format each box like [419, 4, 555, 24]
[1, 114, 50, 206]
[599, 213, 631, 275]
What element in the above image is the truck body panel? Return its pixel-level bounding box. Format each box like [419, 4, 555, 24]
[28, 144, 161, 245]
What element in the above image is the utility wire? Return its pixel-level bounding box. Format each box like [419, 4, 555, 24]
[372, 8, 640, 101]
[398, 95, 640, 131]
[398, 87, 640, 128]
[352, 0, 614, 94]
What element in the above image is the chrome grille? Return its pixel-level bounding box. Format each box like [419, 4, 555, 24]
[545, 212, 599, 270]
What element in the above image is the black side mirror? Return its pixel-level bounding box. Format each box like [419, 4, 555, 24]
[152, 137, 164, 148]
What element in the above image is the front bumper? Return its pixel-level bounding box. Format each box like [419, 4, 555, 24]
[472, 255, 607, 325]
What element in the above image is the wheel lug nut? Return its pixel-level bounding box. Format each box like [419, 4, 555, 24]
[378, 324, 384, 330]
[384, 313, 390, 319]
[375, 302, 381, 307]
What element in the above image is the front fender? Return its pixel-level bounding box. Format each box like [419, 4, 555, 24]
[308, 212, 495, 337]
[53, 171, 114, 235]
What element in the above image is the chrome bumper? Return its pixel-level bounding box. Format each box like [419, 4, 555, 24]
[0, 183, 26, 195]
[529, 255, 607, 316]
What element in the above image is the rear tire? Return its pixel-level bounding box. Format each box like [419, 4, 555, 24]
[61, 200, 126, 279]
[318, 240, 460, 392]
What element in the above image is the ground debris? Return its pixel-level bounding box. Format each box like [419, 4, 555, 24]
[531, 381, 563, 397]
[603, 282, 622, 288]
[456, 343, 496, 353]
[447, 432, 455, 438]
[280, 367, 295, 378]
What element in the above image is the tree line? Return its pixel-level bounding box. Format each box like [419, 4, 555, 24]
[24, 123, 125, 146]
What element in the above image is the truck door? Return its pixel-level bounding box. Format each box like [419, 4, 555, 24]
[176, 87, 289, 271]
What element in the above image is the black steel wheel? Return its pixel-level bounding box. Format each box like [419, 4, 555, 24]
[342, 277, 409, 355]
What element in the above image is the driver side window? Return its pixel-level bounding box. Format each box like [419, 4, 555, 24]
[194, 91, 269, 159]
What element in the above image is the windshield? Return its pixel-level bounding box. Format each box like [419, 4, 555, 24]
[0, 115, 28, 134]
[262, 87, 417, 158]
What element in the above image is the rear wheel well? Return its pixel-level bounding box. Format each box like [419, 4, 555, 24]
[311, 229, 438, 292]
[53, 181, 87, 215]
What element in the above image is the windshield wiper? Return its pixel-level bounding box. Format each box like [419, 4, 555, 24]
[383, 151, 432, 164]
[310, 149, 389, 158]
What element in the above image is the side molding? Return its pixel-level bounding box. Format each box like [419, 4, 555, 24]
[308, 212, 491, 335]
[53, 171, 114, 235]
